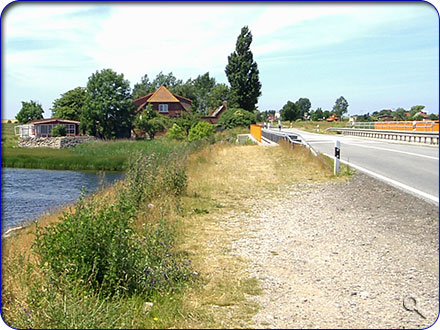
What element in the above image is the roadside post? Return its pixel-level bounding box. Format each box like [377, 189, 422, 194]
[334, 140, 340, 175]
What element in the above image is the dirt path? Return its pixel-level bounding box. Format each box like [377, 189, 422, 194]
[184, 144, 438, 328]
[221, 173, 438, 328]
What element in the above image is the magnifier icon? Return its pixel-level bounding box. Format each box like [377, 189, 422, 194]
[403, 296, 426, 319]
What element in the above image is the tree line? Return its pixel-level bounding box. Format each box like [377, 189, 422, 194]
[15, 26, 263, 139]
[269, 96, 349, 122]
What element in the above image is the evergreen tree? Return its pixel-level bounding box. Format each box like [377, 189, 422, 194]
[225, 26, 261, 111]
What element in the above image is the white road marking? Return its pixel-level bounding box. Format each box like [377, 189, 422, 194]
[323, 153, 439, 204]
[341, 143, 439, 160]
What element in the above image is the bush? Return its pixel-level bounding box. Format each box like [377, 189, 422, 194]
[217, 108, 256, 129]
[51, 124, 67, 137]
[188, 121, 215, 142]
[33, 151, 191, 298]
[166, 124, 187, 140]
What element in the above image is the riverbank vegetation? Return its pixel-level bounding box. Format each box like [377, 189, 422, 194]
[1, 123, 247, 171]
[2, 139, 198, 328]
[2, 136, 350, 328]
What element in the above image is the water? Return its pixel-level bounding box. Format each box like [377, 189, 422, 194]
[1, 168, 123, 233]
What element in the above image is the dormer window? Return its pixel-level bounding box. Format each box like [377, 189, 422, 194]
[159, 104, 169, 113]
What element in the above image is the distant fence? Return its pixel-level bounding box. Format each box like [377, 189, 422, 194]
[250, 124, 262, 142]
[348, 121, 439, 132]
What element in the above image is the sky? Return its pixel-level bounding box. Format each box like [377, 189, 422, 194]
[1, 1, 439, 119]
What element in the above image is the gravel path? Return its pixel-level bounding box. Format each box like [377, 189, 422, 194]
[222, 173, 438, 328]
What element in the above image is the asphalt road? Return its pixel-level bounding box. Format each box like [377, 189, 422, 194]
[279, 128, 439, 204]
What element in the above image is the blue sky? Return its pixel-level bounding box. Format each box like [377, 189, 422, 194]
[1, 2, 438, 119]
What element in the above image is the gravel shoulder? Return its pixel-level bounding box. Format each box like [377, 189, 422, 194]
[219, 172, 438, 328]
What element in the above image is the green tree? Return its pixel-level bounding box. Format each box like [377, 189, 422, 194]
[16, 100, 44, 124]
[323, 110, 332, 119]
[207, 83, 229, 110]
[173, 111, 202, 135]
[311, 107, 324, 121]
[135, 104, 169, 139]
[428, 113, 439, 120]
[296, 98, 311, 119]
[51, 124, 67, 137]
[393, 108, 406, 121]
[225, 26, 261, 111]
[51, 87, 86, 121]
[332, 96, 349, 117]
[280, 101, 300, 122]
[217, 108, 256, 129]
[410, 105, 425, 116]
[132, 74, 152, 99]
[192, 73, 216, 114]
[132, 72, 184, 99]
[188, 121, 215, 142]
[166, 124, 187, 140]
[81, 69, 134, 139]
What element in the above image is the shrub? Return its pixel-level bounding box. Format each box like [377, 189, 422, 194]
[51, 124, 67, 137]
[188, 121, 215, 142]
[166, 124, 187, 140]
[33, 151, 191, 298]
[173, 112, 202, 134]
[217, 108, 256, 129]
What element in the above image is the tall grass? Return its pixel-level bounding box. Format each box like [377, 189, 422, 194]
[2, 139, 181, 171]
[1, 123, 18, 148]
[2, 142, 197, 328]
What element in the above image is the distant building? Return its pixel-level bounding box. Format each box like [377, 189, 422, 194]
[326, 114, 340, 122]
[15, 119, 81, 138]
[201, 101, 228, 124]
[133, 85, 192, 117]
[377, 114, 394, 121]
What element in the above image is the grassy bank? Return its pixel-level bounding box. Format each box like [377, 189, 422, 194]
[2, 140, 197, 328]
[2, 139, 181, 171]
[283, 120, 347, 134]
[2, 130, 350, 328]
[1, 123, 247, 171]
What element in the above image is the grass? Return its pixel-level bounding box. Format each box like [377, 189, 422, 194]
[2, 136, 182, 171]
[1, 131, 351, 328]
[283, 120, 347, 134]
[1, 123, 19, 148]
[174, 142, 350, 327]
[1, 124, 247, 171]
[2, 142, 195, 329]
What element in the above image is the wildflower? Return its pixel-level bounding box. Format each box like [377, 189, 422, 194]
[153, 317, 158, 322]
[148, 204, 154, 209]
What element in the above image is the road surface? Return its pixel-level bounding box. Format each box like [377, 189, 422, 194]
[279, 128, 439, 204]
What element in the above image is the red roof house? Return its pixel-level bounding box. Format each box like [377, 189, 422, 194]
[133, 86, 192, 117]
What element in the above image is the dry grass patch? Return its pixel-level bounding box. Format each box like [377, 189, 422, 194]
[178, 142, 346, 328]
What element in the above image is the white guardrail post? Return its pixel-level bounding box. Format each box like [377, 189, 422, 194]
[334, 140, 341, 175]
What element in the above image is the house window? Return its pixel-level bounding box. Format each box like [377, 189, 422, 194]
[159, 104, 169, 113]
[40, 125, 48, 135]
[66, 124, 76, 135]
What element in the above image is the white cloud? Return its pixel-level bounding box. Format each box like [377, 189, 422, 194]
[1, 2, 437, 118]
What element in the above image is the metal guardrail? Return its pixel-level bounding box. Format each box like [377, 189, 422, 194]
[346, 121, 438, 132]
[262, 129, 318, 156]
[329, 127, 439, 145]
